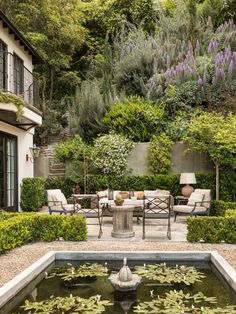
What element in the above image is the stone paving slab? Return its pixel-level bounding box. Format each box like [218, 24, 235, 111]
[87, 216, 188, 242]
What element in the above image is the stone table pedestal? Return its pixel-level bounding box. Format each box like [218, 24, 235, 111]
[111, 205, 135, 238]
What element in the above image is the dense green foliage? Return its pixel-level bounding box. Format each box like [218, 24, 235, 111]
[0, 213, 87, 253]
[185, 112, 236, 169]
[184, 112, 236, 199]
[20, 177, 46, 212]
[103, 98, 165, 142]
[148, 133, 174, 173]
[91, 133, 134, 175]
[187, 213, 236, 243]
[210, 200, 236, 216]
[44, 172, 236, 201]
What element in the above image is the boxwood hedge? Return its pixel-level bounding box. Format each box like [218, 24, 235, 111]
[0, 213, 87, 254]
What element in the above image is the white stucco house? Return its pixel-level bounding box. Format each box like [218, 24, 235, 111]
[0, 11, 42, 211]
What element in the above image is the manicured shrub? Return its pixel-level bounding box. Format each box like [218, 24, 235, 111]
[20, 177, 46, 211]
[61, 215, 87, 241]
[210, 200, 236, 216]
[34, 215, 64, 242]
[148, 133, 174, 174]
[0, 213, 87, 254]
[103, 98, 165, 142]
[45, 172, 236, 202]
[187, 216, 236, 243]
[0, 214, 35, 253]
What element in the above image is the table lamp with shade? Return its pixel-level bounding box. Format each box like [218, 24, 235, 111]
[180, 173, 196, 197]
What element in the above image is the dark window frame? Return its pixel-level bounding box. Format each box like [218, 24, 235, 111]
[0, 39, 8, 91]
[13, 52, 24, 95]
[0, 131, 18, 211]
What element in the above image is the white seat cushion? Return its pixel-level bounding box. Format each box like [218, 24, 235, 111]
[97, 189, 108, 199]
[156, 189, 170, 195]
[50, 204, 75, 212]
[194, 189, 211, 206]
[187, 192, 204, 206]
[173, 205, 207, 213]
[52, 191, 68, 205]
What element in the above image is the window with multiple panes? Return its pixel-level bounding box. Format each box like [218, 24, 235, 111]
[0, 132, 17, 211]
[0, 40, 7, 91]
[13, 53, 24, 95]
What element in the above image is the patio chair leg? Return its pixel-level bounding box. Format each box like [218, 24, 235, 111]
[98, 210, 103, 239]
[142, 215, 145, 240]
[174, 212, 177, 222]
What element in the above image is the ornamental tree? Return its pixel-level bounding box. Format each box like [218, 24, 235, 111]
[184, 112, 236, 200]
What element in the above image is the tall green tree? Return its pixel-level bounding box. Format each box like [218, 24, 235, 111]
[184, 112, 236, 200]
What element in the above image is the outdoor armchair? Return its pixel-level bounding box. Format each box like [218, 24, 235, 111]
[173, 189, 211, 221]
[142, 192, 172, 240]
[46, 189, 80, 215]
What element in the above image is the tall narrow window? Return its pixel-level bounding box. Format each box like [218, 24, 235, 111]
[13, 53, 24, 95]
[0, 40, 7, 91]
[0, 132, 17, 211]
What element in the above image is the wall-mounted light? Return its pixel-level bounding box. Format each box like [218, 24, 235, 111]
[26, 144, 40, 162]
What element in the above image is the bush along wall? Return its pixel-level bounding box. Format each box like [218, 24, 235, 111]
[0, 213, 87, 253]
[20, 177, 46, 212]
[187, 214, 236, 244]
[44, 172, 236, 202]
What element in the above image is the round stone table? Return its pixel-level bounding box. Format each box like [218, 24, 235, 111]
[111, 205, 135, 238]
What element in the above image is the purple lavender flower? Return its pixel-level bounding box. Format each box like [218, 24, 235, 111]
[232, 52, 236, 65]
[149, 76, 157, 91]
[188, 43, 193, 53]
[197, 77, 203, 85]
[216, 68, 225, 78]
[195, 40, 200, 51]
[186, 51, 191, 61]
[151, 42, 156, 50]
[228, 60, 234, 74]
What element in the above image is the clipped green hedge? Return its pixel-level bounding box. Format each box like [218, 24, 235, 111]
[187, 212, 236, 243]
[20, 177, 46, 212]
[45, 172, 236, 202]
[210, 200, 236, 216]
[0, 213, 87, 253]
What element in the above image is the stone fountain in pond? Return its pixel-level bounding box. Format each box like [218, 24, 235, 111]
[108, 257, 142, 291]
[108, 257, 142, 313]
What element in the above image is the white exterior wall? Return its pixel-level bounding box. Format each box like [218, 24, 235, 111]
[0, 20, 33, 72]
[0, 20, 41, 211]
[0, 121, 34, 210]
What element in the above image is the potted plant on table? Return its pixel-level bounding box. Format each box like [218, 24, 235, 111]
[114, 193, 124, 206]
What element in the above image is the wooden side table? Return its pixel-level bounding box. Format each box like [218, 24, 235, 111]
[111, 205, 135, 238]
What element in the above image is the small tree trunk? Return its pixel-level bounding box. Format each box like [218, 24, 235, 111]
[215, 162, 219, 200]
[49, 67, 54, 106]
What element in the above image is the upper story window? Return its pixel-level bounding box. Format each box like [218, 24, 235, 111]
[0, 39, 7, 91]
[13, 53, 24, 95]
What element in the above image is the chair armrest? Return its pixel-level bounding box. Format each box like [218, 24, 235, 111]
[47, 200, 63, 206]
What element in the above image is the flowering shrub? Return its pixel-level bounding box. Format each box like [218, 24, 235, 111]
[91, 133, 134, 175]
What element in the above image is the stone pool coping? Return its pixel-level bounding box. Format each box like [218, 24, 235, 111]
[0, 251, 236, 310]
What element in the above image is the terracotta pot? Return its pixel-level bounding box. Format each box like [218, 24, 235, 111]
[114, 199, 124, 206]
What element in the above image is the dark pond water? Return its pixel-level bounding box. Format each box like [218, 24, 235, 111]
[9, 260, 236, 313]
